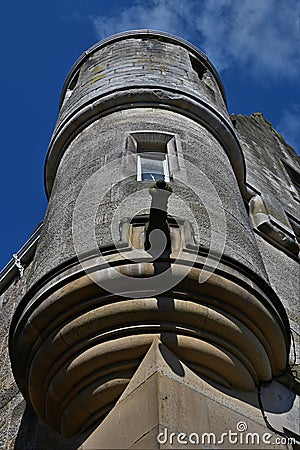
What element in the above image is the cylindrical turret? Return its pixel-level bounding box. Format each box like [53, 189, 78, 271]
[9, 31, 290, 441]
[30, 30, 263, 283]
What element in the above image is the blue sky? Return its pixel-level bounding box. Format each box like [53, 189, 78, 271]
[1, 0, 299, 270]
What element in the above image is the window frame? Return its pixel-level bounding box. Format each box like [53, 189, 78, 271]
[122, 130, 186, 182]
[136, 152, 170, 182]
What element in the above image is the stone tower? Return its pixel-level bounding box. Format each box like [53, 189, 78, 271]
[2, 30, 299, 449]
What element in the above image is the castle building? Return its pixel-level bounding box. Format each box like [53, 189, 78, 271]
[0, 30, 299, 449]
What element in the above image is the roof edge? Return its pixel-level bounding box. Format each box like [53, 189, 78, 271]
[59, 29, 227, 108]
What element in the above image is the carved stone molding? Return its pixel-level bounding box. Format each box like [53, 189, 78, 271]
[10, 225, 290, 437]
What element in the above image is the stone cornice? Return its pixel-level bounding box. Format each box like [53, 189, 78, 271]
[44, 87, 248, 199]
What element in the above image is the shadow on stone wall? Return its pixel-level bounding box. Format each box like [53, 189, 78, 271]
[14, 404, 85, 450]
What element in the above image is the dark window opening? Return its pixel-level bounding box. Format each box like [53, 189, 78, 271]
[189, 55, 207, 80]
[283, 161, 300, 197]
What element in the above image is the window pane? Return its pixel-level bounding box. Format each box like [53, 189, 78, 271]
[141, 157, 164, 181]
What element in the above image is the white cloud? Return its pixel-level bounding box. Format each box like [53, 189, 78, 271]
[91, 0, 194, 41]
[277, 105, 300, 152]
[91, 0, 300, 80]
[195, 0, 300, 78]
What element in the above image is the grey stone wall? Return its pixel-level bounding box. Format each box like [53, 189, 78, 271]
[232, 113, 300, 375]
[0, 269, 28, 450]
[2, 112, 299, 449]
[0, 266, 29, 449]
[0, 265, 83, 449]
[232, 113, 299, 220]
[29, 107, 266, 288]
[58, 37, 228, 130]
[1, 32, 299, 447]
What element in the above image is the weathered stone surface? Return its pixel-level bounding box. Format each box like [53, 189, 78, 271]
[29, 107, 267, 287]
[1, 32, 299, 449]
[232, 112, 300, 382]
[82, 339, 290, 449]
[57, 35, 228, 132]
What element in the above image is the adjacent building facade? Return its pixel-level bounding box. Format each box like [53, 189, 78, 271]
[0, 30, 299, 449]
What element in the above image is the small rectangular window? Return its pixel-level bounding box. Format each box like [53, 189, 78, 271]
[122, 130, 186, 182]
[137, 153, 170, 182]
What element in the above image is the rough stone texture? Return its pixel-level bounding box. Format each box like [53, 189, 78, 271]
[57, 37, 228, 131]
[82, 339, 292, 449]
[232, 115, 300, 444]
[232, 113, 299, 220]
[232, 113, 300, 376]
[29, 107, 266, 288]
[255, 236, 299, 348]
[1, 33, 299, 449]
[0, 265, 29, 450]
[0, 269, 83, 449]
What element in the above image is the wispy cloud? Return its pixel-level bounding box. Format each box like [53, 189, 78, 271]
[91, 0, 194, 43]
[196, 0, 300, 78]
[91, 0, 300, 80]
[277, 105, 300, 152]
